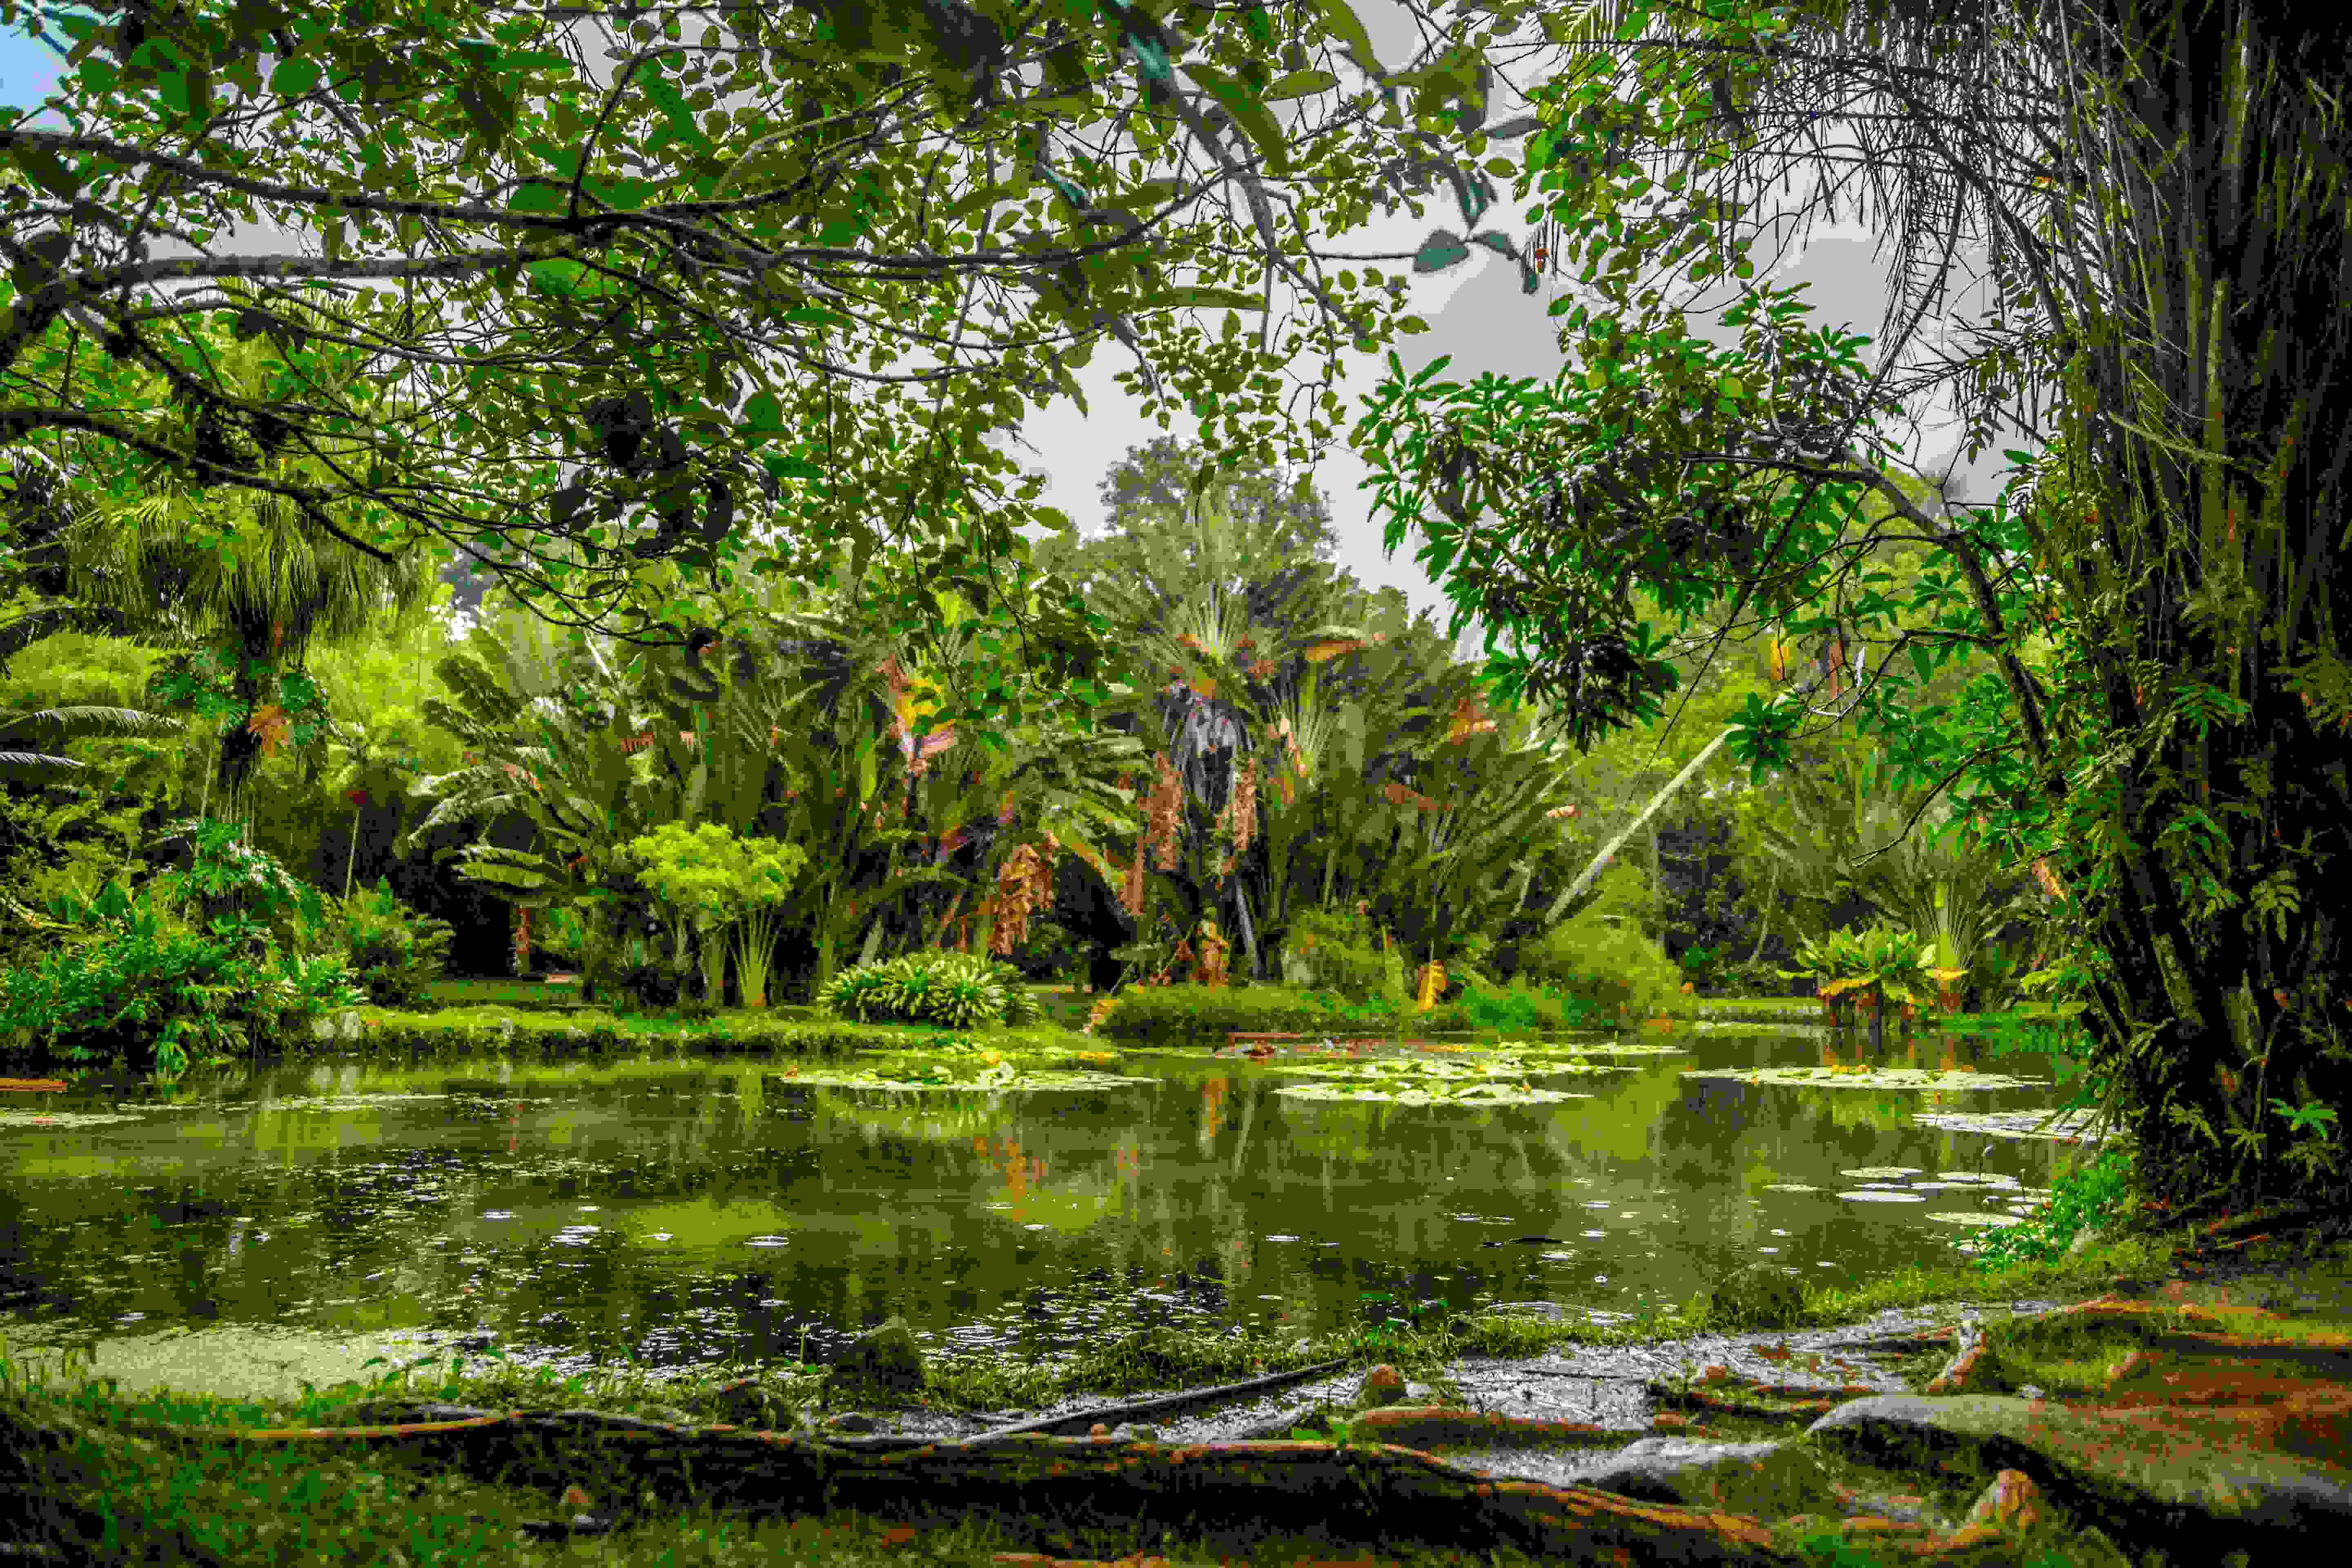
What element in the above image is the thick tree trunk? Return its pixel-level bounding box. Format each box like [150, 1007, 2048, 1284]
[1973, 0, 2352, 1223]
[1232, 881, 1260, 982]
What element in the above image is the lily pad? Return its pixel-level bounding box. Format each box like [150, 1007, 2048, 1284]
[1273, 1080, 1594, 1106]
[1760, 1182, 1823, 1193]
[806, 1040, 1164, 1092]
[1922, 1212, 2029, 1227]
[1680, 1066, 2047, 1091]
[1271, 1056, 1626, 1085]
[0, 1110, 149, 1130]
[1840, 1166, 1924, 1180]
[785, 1063, 1154, 1092]
[1907, 1107, 2128, 1143]
[1836, 1189, 1928, 1203]
[246, 1093, 457, 1111]
[1493, 1038, 1689, 1058]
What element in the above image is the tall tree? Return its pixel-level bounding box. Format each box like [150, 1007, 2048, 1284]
[9, 325, 441, 824]
[1349, 0, 2352, 1227]
[0, 0, 1640, 739]
[1028, 434, 1372, 686]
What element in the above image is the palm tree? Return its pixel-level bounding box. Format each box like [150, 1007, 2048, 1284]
[13, 332, 441, 835]
[1057, 458, 1544, 985]
[714, 551, 1148, 993]
[0, 703, 185, 789]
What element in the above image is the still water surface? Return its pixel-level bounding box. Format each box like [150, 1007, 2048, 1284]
[0, 1025, 2109, 1385]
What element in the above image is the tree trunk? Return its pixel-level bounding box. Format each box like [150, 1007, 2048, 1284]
[1232, 881, 1260, 982]
[1541, 726, 1740, 931]
[1993, 0, 2352, 1224]
[1744, 858, 1781, 964]
[1648, 817, 1664, 934]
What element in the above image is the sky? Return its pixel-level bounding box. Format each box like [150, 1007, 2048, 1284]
[0, 2, 2087, 656]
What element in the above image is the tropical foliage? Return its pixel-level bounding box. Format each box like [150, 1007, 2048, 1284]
[815, 950, 1045, 1032]
[1348, 0, 2352, 1226]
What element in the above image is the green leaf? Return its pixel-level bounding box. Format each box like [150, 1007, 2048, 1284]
[1413, 229, 1470, 272]
[507, 182, 566, 215]
[764, 453, 824, 482]
[1263, 69, 1339, 101]
[638, 74, 707, 149]
[6, 142, 83, 203]
[1179, 62, 1293, 178]
[1127, 286, 1268, 312]
[525, 258, 588, 295]
[454, 80, 513, 155]
[270, 56, 324, 97]
[1314, 0, 1383, 76]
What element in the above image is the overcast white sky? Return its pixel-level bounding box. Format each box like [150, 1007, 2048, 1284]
[2, 2, 2078, 655]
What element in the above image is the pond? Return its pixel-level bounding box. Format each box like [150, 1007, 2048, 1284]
[0, 1019, 2112, 1394]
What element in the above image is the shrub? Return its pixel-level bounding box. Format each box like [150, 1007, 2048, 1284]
[1512, 913, 1684, 1025]
[1714, 957, 1798, 998]
[145, 815, 339, 960]
[1088, 983, 1338, 1048]
[1421, 976, 1609, 1033]
[535, 903, 590, 972]
[1966, 1145, 2145, 1271]
[998, 917, 1088, 984]
[814, 950, 1044, 1030]
[1674, 941, 1728, 990]
[1276, 904, 1407, 1002]
[0, 882, 365, 1077]
[1697, 1263, 1811, 1330]
[325, 878, 456, 1007]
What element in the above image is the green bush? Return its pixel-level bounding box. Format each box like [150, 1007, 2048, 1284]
[147, 816, 341, 961]
[999, 917, 1087, 984]
[1965, 1145, 2145, 1272]
[534, 903, 590, 972]
[1421, 976, 1609, 1033]
[1089, 983, 1339, 1048]
[324, 878, 456, 1008]
[1276, 904, 1407, 1002]
[1696, 1262, 1812, 1330]
[0, 881, 365, 1077]
[814, 949, 1045, 1030]
[1512, 913, 1684, 1025]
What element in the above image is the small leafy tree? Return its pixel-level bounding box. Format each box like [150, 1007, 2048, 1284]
[621, 822, 808, 1009]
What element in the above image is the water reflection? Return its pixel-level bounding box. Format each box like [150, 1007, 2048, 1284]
[0, 1026, 2103, 1379]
